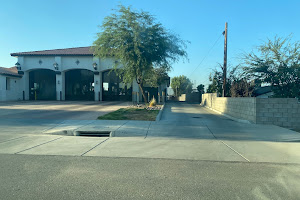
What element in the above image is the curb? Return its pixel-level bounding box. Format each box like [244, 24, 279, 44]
[156, 103, 165, 121]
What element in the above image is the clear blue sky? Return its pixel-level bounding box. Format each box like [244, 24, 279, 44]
[1, 0, 300, 87]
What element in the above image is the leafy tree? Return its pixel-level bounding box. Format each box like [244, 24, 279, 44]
[144, 67, 169, 87]
[197, 84, 205, 103]
[171, 76, 181, 97]
[206, 64, 239, 96]
[93, 5, 188, 102]
[230, 79, 254, 97]
[196, 84, 205, 94]
[179, 76, 193, 95]
[242, 36, 300, 98]
[171, 75, 193, 97]
[206, 71, 223, 95]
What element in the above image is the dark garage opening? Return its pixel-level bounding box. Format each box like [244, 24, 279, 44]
[29, 69, 56, 100]
[65, 69, 94, 101]
[102, 70, 132, 101]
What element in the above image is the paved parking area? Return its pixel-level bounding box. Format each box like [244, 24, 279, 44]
[0, 101, 130, 120]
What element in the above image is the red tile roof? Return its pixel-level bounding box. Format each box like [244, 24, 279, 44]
[11, 46, 94, 56]
[0, 66, 22, 77]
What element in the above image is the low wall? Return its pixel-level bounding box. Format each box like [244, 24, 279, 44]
[256, 98, 300, 129]
[178, 94, 186, 102]
[201, 93, 256, 123]
[201, 93, 300, 130]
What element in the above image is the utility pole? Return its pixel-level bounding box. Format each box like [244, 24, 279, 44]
[222, 22, 228, 97]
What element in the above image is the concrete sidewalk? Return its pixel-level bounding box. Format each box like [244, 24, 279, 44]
[1, 132, 300, 164]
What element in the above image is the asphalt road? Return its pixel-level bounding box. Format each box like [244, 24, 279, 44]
[1, 154, 300, 200]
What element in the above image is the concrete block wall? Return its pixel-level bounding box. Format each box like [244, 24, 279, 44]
[201, 93, 300, 130]
[201, 93, 217, 108]
[256, 98, 300, 129]
[213, 97, 256, 123]
[201, 93, 256, 123]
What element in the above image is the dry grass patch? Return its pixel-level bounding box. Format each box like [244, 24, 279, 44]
[97, 108, 159, 121]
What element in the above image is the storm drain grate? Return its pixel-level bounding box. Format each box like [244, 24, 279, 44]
[77, 131, 111, 137]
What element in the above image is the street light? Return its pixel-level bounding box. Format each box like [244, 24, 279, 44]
[93, 62, 98, 70]
[15, 62, 21, 70]
[53, 62, 59, 70]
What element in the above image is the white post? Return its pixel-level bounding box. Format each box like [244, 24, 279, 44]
[56, 73, 62, 100]
[158, 92, 160, 104]
[54, 56, 64, 100]
[94, 73, 101, 101]
[61, 71, 65, 100]
[92, 57, 101, 101]
[21, 71, 29, 100]
[99, 71, 103, 101]
[18, 57, 29, 100]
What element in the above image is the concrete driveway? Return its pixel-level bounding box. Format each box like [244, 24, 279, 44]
[159, 102, 300, 142]
[0, 101, 130, 120]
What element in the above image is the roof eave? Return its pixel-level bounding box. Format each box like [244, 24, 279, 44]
[0, 73, 22, 78]
[10, 54, 94, 57]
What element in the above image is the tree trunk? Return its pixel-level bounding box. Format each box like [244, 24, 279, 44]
[138, 83, 148, 103]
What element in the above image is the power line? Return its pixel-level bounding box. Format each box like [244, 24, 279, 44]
[188, 33, 223, 78]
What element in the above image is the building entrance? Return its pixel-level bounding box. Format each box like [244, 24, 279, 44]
[29, 69, 56, 100]
[65, 69, 94, 101]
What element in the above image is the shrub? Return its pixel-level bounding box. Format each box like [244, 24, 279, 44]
[149, 96, 157, 107]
